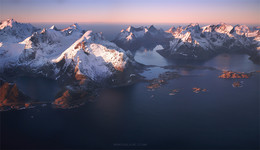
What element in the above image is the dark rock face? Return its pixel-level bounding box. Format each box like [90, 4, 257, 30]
[53, 90, 89, 109]
[0, 79, 31, 110]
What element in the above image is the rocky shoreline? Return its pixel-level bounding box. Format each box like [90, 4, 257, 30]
[0, 63, 145, 111]
[218, 71, 251, 79]
[1, 67, 260, 111]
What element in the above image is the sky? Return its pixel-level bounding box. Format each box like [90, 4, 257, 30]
[0, 0, 259, 25]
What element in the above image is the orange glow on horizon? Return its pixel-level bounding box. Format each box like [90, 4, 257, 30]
[1, 0, 259, 25]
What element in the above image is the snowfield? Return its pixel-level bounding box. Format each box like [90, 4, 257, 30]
[53, 30, 133, 80]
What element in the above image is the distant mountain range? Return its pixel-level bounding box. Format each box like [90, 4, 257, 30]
[113, 23, 260, 62]
[1, 19, 259, 82]
[113, 25, 172, 50]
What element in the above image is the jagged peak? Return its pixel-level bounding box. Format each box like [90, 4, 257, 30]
[126, 25, 134, 32]
[40, 28, 47, 34]
[218, 22, 228, 25]
[8, 18, 15, 22]
[0, 18, 38, 38]
[6, 18, 16, 24]
[234, 24, 250, 29]
[1, 18, 17, 24]
[215, 23, 233, 33]
[185, 23, 201, 32]
[78, 30, 104, 43]
[21, 27, 63, 46]
[148, 25, 157, 31]
[0, 18, 18, 29]
[179, 31, 193, 43]
[126, 32, 136, 41]
[213, 22, 228, 28]
[61, 23, 82, 32]
[177, 26, 184, 29]
[201, 23, 233, 33]
[49, 25, 59, 31]
[187, 23, 200, 27]
[39, 27, 62, 36]
[71, 23, 80, 29]
[166, 26, 177, 33]
[126, 25, 144, 32]
[216, 22, 233, 28]
[232, 24, 251, 34]
[202, 24, 215, 32]
[126, 25, 134, 31]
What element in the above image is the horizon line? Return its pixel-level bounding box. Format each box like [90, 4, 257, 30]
[1, 18, 260, 26]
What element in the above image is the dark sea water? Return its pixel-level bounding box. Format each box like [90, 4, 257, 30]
[1, 25, 260, 150]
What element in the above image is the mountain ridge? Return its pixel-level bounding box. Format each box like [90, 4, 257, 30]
[113, 22, 260, 62]
[0, 19, 141, 87]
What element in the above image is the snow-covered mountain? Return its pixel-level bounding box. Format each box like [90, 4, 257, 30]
[159, 23, 260, 61]
[113, 25, 172, 51]
[1, 19, 259, 83]
[0, 23, 83, 74]
[61, 23, 83, 35]
[18, 26, 83, 64]
[0, 19, 39, 43]
[0, 19, 140, 87]
[52, 30, 138, 84]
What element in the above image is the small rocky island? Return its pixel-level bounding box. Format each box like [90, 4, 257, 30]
[218, 71, 251, 79]
[232, 81, 243, 88]
[0, 79, 31, 111]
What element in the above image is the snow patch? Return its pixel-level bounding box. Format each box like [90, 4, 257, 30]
[153, 45, 164, 51]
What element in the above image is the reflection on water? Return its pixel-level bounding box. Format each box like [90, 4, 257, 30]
[204, 53, 260, 72]
[96, 89, 124, 115]
[134, 48, 170, 66]
[15, 76, 60, 101]
[140, 67, 172, 80]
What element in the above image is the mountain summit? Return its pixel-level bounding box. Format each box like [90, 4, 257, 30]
[0, 20, 141, 88]
[113, 25, 172, 50]
[0, 19, 39, 42]
[158, 23, 260, 62]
